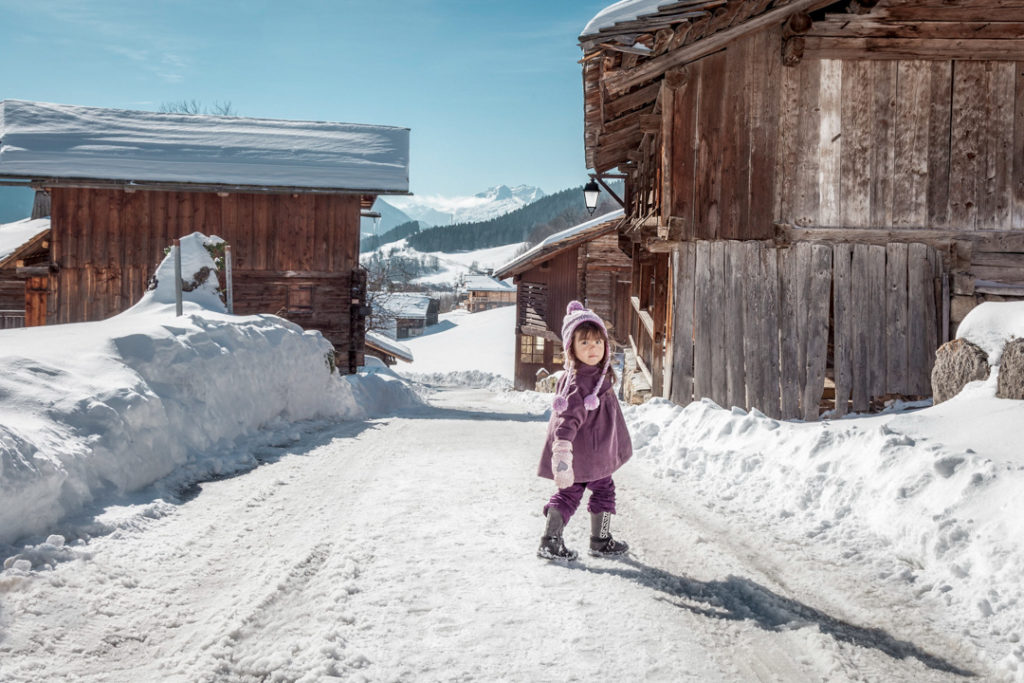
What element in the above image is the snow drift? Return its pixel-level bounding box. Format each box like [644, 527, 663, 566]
[0, 233, 419, 546]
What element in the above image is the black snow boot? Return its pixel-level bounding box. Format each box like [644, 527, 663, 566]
[589, 511, 629, 557]
[537, 508, 578, 561]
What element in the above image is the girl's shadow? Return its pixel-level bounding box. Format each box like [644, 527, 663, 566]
[568, 556, 976, 677]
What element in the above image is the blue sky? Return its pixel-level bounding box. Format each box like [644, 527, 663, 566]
[0, 0, 611, 198]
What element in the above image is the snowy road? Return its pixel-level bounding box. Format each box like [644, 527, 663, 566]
[0, 386, 987, 682]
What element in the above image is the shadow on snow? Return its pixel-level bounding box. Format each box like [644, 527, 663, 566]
[568, 556, 977, 678]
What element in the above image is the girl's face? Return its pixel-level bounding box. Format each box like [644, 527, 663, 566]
[572, 330, 605, 366]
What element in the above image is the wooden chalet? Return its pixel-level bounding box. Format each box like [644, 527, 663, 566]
[0, 218, 50, 329]
[579, 0, 1024, 418]
[460, 274, 516, 312]
[494, 210, 631, 390]
[0, 100, 410, 373]
[374, 293, 439, 339]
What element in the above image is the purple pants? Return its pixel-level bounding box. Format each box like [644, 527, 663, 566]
[543, 476, 616, 525]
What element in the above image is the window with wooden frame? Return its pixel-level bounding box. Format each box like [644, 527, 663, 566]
[519, 335, 545, 364]
[552, 341, 564, 366]
[287, 284, 314, 313]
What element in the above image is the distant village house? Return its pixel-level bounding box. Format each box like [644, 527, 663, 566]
[495, 209, 630, 391]
[373, 292, 439, 339]
[460, 274, 515, 312]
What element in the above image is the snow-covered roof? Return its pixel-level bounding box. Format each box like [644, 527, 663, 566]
[375, 293, 434, 319]
[493, 209, 624, 279]
[581, 0, 670, 37]
[0, 217, 50, 264]
[0, 100, 410, 193]
[365, 329, 414, 363]
[462, 274, 514, 293]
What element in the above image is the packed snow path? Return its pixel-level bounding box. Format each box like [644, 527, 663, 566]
[0, 386, 986, 682]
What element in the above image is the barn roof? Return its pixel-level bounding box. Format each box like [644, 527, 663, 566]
[0, 100, 410, 194]
[493, 209, 625, 279]
[375, 293, 435, 320]
[365, 329, 414, 363]
[461, 274, 515, 293]
[0, 217, 50, 267]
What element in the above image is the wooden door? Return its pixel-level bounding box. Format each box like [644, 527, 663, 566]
[25, 276, 49, 327]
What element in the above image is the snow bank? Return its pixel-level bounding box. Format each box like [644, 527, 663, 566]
[625, 383, 1024, 678]
[0, 234, 420, 546]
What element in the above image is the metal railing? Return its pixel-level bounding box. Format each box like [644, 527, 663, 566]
[0, 310, 26, 329]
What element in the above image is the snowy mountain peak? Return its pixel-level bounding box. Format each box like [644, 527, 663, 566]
[474, 184, 544, 204]
[377, 184, 546, 229]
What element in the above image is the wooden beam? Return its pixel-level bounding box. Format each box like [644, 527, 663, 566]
[16, 266, 49, 277]
[810, 19, 1024, 40]
[601, 0, 837, 97]
[802, 36, 1024, 61]
[604, 81, 662, 119]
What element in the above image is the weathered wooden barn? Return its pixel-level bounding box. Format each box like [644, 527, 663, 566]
[0, 100, 410, 373]
[580, 0, 1024, 418]
[494, 209, 632, 390]
[0, 218, 50, 328]
[373, 293, 439, 339]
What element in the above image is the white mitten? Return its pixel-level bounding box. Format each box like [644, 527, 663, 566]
[551, 439, 574, 489]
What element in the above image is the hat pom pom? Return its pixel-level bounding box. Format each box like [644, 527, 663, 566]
[566, 300, 585, 314]
[583, 394, 600, 411]
[552, 395, 569, 413]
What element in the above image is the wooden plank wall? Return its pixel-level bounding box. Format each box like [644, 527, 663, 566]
[777, 56, 1024, 231]
[667, 28, 781, 241]
[47, 188, 361, 347]
[671, 240, 943, 420]
[513, 249, 578, 389]
[582, 233, 633, 345]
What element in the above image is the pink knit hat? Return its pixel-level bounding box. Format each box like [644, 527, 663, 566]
[552, 300, 610, 414]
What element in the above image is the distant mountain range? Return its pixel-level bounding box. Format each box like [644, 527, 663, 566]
[361, 184, 545, 236]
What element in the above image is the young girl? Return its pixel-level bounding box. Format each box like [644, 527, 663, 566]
[537, 300, 633, 561]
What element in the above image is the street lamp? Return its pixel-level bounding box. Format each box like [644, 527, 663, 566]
[583, 179, 600, 214]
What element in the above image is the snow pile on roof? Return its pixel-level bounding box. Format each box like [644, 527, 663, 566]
[581, 0, 671, 37]
[375, 293, 434, 319]
[365, 329, 413, 363]
[0, 100, 410, 192]
[0, 235, 420, 546]
[495, 209, 623, 277]
[0, 217, 49, 263]
[461, 274, 514, 293]
[955, 300, 1024, 366]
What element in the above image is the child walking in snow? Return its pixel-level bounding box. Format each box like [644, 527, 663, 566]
[537, 300, 633, 561]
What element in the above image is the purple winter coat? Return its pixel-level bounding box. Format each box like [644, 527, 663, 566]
[538, 363, 633, 483]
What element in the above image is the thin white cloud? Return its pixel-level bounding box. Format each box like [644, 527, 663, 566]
[6, 1, 192, 84]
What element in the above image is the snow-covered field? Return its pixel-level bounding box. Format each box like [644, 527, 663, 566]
[361, 238, 526, 287]
[2, 234, 1024, 680]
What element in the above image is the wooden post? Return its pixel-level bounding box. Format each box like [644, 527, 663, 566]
[225, 244, 234, 314]
[173, 238, 183, 317]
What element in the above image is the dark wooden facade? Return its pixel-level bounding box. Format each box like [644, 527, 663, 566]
[31, 187, 368, 371]
[496, 220, 631, 391]
[0, 224, 49, 329]
[581, 0, 1024, 417]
